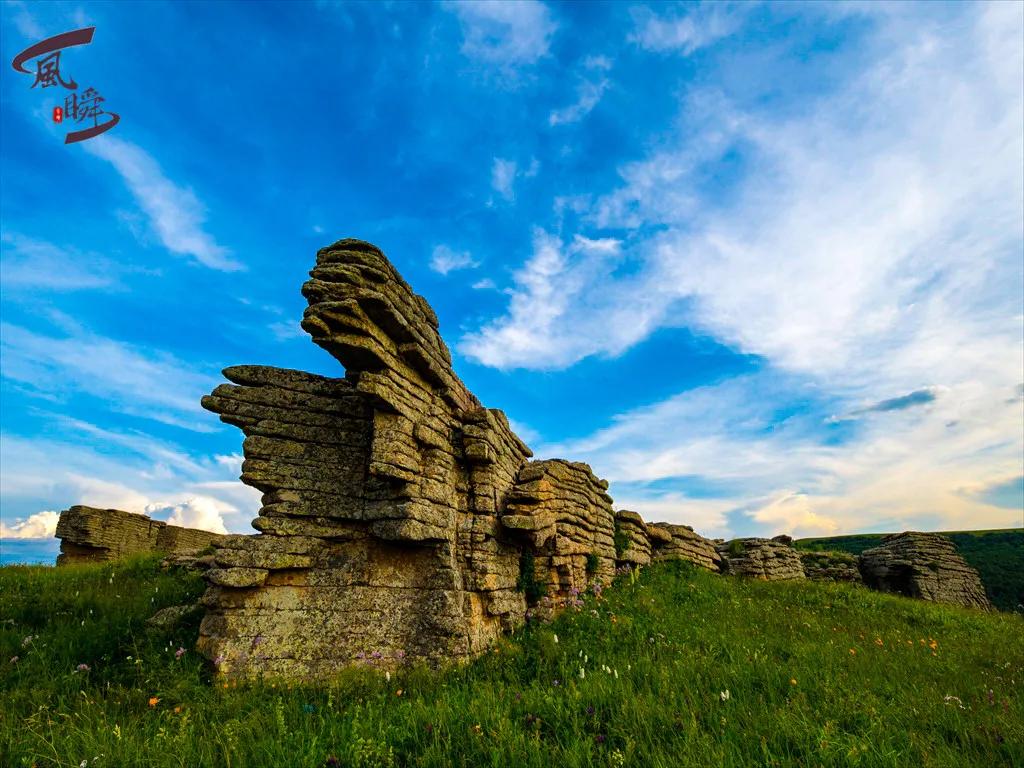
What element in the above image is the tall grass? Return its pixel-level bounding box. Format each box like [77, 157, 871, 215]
[2, 556, 1021, 767]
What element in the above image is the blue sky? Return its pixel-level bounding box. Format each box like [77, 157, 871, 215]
[1, 0, 1022, 562]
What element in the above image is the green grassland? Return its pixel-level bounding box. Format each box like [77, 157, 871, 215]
[795, 529, 1024, 612]
[1, 556, 1021, 768]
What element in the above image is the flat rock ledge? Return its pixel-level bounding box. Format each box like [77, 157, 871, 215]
[55, 506, 224, 565]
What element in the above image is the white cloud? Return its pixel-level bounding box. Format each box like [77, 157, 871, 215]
[0, 422, 261, 537]
[549, 71, 611, 126]
[146, 496, 232, 534]
[491, 158, 518, 200]
[82, 136, 241, 271]
[472, 278, 497, 291]
[0, 232, 124, 292]
[430, 244, 479, 275]
[0, 510, 59, 539]
[444, 0, 556, 67]
[471, 3, 1024, 536]
[0, 322, 220, 430]
[629, 3, 743, 55]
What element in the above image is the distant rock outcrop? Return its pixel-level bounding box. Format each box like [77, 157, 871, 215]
[650, 523, 722, 571]
[858, 532, 990, 609]
[55, 506, 223, 565]
[799, 550, 863, 583]
[716, 538, 805, 580]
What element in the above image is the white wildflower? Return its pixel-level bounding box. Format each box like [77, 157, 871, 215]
[720, 690, 731, 702]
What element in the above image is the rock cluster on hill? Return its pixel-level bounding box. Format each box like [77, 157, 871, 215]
[716, 538, 805, 580]
[54, 506, 223, 565]
[858, 532, 990, 609]
[799, 550, 863, 583]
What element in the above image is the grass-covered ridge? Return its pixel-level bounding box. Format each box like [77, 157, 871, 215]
[1, 557, 1021, 767]
[796, 528, 1024, 612]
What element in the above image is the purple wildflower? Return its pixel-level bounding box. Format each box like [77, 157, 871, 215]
[394, 650, 406, 659]
[213, 654, 226, 665]
[595, 734, 607, 744]
[371, 651, 383, 659]
[175, 647, 186, 659]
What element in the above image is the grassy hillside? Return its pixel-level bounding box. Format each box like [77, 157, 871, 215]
[1, 557, 1021, 768]
[795, 529, 1024, 612]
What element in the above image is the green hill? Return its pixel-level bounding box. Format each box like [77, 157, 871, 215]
[1, 556, 1021, 767]
[795, 529, 1024, 612]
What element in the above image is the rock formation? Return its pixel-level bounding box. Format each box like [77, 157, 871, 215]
[716, 538, 805, 580]
[197, 240, 620, 679]
[613, 510, 653, 569]
[799, 550, 863, 583]
[650, 523, 722, 571]
[55, 505, 224, 565]
[858, 532, 990, 609]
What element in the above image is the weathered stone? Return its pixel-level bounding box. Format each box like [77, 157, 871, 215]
[55, 506, 224, 565]
[799, 550, 863, 583]
[650, 523, 722, 571]
[147, 604, 201, 629]
[716, 538, 804, 580]
[858, 532, 990, 609]
[614, 510, 652, 568]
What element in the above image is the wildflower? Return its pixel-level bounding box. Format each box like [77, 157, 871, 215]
[943, 695, 965, 710]
[396, 689, 403, 697]
[21, 635, 34, 648]
[875, 638, 883, 646]
[148, 697, 159, 707]
[849, 648, 856, 655]
[175, 647, 186, 659]
[595, 734, 607, 744]
[213, 654, 225, 665]
[613, 668, 618, 679]
[987, 689, 995, 706]
[929, 639, 938, 650]
[174, 706, 182, 714]
[394, 650, 406, 659]
[222, 682, 229, 689]
[553, 634, 558, 644]
[472, 724, 482, 735]
[579, 667, 586, 679]
[586, 705, 596, 716]
[81, 761, 88, 768]
[719, 690, 730, 702]
[9, 655, 18, 664]
[252, 635, 263, 647]
[790, 678, 797, 686]
[76, 663, 90, 672]
[325, 757, 341, 768]
[553, 679, 561, 687]
[385, 671, 391, 682]
[371, 650, 383, 659]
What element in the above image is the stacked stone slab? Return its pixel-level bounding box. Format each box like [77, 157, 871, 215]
[799, 550, 863, 583]
[55, 505, 223, 565]
[500, 460, 617, 602]
[716, 538, 805, 580]
[613, 510, 652, 568]
[650, 523, 722, 571]
[198, 239, 545, 679]
[858, 532, 990, 609]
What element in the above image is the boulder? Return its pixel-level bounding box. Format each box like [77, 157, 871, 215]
[858, 532, 990, 609]
[716, 538, 804, 580]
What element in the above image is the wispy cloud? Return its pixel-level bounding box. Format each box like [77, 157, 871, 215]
[0, 322, 220, 430]
[444, 0, 557, 69]
[430, 244, 479, 275]
[549, 56, 612, 126]
[0, 232, 130, 292]
[83, 136, 241, 271]
[629, 3, 744, 55]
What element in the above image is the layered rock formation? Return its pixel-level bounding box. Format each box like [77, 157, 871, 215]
[858, 532, 990, 609]
[55, 505, 223, 565]
[716, 538, 805, 580]
[799, 550, 863, 583]
[613, 510, 653, 569]
[198, 239, 621, 679]
[650, 523, 722, 571]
